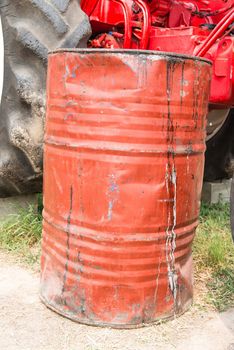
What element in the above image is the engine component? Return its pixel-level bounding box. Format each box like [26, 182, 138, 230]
[81, 0, 234, 108]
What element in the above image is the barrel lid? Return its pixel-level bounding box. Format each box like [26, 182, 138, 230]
[49, 48, 212, 65]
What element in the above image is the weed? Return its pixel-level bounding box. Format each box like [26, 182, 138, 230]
[207, 268, 234, 311]
[0, 205, 42, 265]
[193, 202, 234, 311]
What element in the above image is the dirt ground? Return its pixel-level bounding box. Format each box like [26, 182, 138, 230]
[0, 251, 233, 350]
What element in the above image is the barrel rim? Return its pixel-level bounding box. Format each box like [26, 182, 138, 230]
[49, 48, 212, 65]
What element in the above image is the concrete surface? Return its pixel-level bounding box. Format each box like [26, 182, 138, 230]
[202, 179, 232, 204]
[0, 251, 233, 350]
[0, 194, 38, 221]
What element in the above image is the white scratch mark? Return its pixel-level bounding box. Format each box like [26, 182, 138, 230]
[165, 163, 178, 302]
[180, 90, 188, 98]
[53, 167, 63, 194]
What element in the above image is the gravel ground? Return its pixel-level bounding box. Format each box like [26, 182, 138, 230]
[0, 250, 233, 350]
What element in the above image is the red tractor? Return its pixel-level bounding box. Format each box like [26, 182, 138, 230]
[81, 1, 234, 110]
[81, 1, 233, 95]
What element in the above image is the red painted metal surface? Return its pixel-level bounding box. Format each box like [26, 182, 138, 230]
[81, 0, 234, 108]
[40, 50, 211, 328]
[149, 26, 234, 106]
[81, 0, 234, 30]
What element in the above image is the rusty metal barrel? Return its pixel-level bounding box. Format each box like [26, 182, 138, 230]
[40, 49, 211, 328]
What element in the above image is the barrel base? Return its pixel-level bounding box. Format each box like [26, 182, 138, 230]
[40, 293, 193, 329]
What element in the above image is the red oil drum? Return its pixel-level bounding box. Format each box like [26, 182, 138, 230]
[40, 49, 211, 328]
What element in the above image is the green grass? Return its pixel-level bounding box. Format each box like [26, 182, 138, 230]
[0, 205, 42, 265]
[193, 202, 234, 312]
[0, 198, 233, 312]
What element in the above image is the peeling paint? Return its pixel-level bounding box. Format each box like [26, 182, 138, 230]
[165, 61, 178, 303]
[107, 200, 114, 221]
[170, 166, 178, 300]
[106, 174, 119, 221]
[165, 164, 178, 302]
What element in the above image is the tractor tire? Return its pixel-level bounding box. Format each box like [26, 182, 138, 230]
[230, 176, 234, 242]
[0, 0, 91, 197]
[204, 109, 234, 181]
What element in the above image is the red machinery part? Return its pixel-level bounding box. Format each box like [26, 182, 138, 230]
[149, 25, 234, 106]
[195, 8, 234, 57]
[81, 0, 234, 108]
[41, 49, 211, 328]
